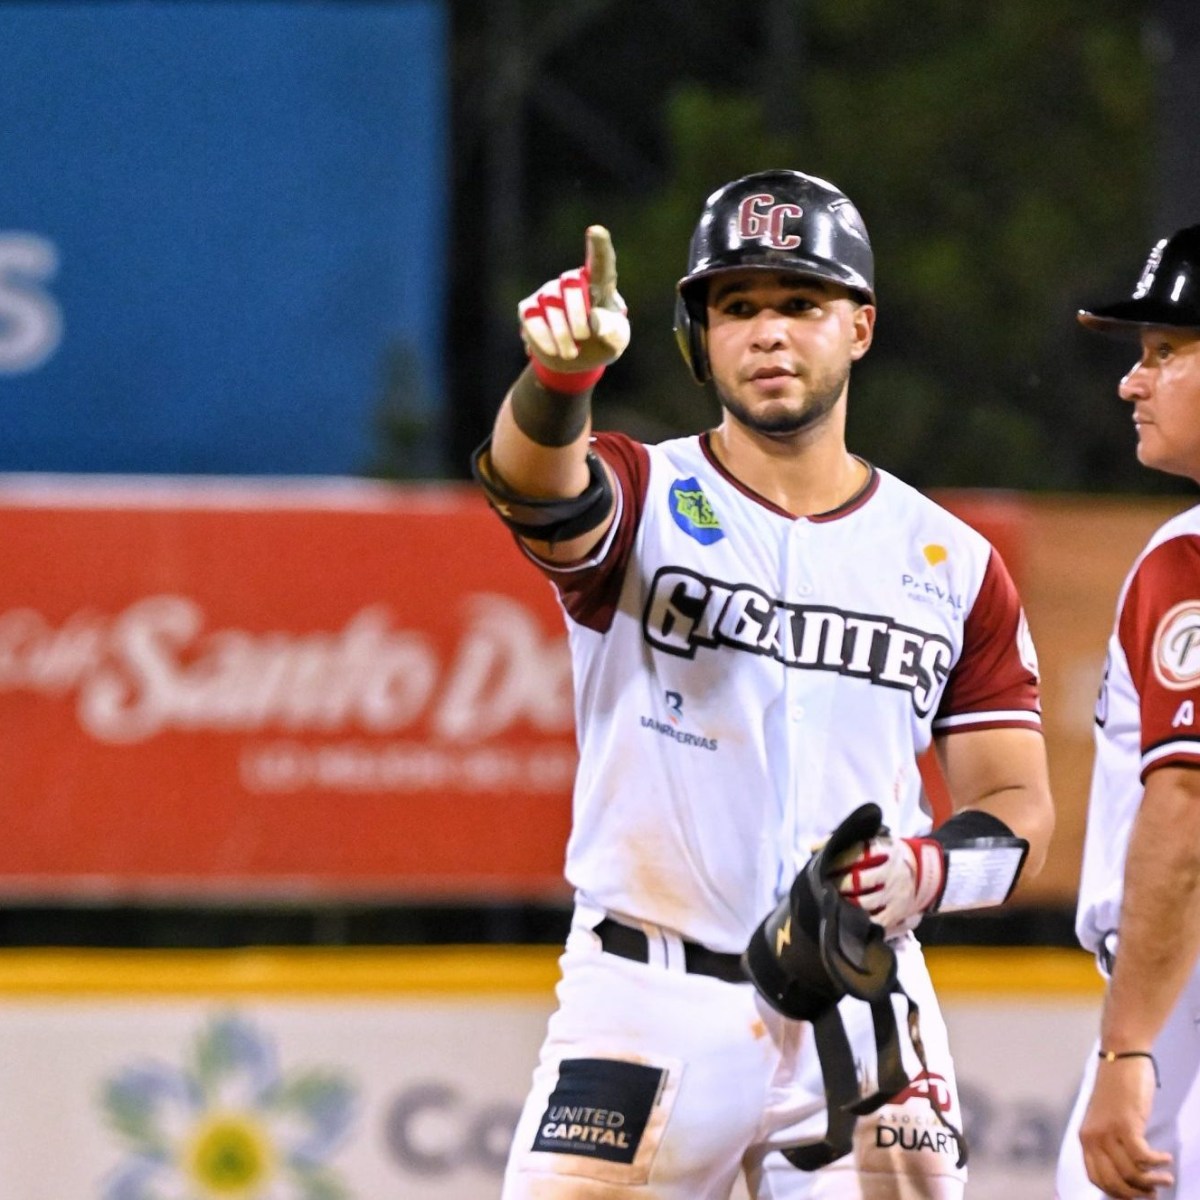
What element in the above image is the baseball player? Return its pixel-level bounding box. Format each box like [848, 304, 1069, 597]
[1055, 224, 1200, 1200]
[473, 169, 1055, 1199]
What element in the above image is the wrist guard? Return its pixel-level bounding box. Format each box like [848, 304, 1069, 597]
[929, 809, 1029, 912]
[512, 363, 595, 445]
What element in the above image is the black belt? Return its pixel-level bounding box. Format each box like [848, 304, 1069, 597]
[594, 917, 747, 985]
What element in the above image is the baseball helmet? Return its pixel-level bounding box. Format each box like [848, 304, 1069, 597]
[674, 169, 875, 383]
[1078, 224, 1200, 336]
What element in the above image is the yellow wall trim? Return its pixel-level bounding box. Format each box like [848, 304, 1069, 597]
[925, 946, 1102, 996]
[0, 945, 1102, 999]
[0, 946, 564, 997]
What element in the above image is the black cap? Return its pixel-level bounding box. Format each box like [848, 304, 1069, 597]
[1078, 225, 1200, 336]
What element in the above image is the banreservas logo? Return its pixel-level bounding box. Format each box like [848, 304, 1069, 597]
[0, 592, 572, 744]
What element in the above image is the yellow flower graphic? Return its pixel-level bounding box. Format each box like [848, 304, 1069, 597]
[185, 1111, 277, 1194]
[100, 1012, 356, 1200]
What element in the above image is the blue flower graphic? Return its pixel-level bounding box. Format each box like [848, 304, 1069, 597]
[100, 1013, 357, 1199]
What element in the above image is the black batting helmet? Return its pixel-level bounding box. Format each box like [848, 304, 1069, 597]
[1078, 224, 1200, 336]
[674, 169, 875, 383]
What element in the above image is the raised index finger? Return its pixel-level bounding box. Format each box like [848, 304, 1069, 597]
[585, 225, 618, 306]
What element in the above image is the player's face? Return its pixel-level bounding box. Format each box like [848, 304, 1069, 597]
[704, 271, 875, 439]
[1118, 328, 1200, 480]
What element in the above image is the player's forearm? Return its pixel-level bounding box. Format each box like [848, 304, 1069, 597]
[1101, 766, 1200, 1052]
[937, 727, 1054, 877]
[960, 783, 1054, 878]
[476, 365, 616, 564]
[490, 363, 595, 499]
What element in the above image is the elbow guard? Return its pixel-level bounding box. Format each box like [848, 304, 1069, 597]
[470, 438, 614, 545]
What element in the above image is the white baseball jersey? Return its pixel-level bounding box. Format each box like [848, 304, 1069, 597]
[1075, 502, 1200, 954]
[527, 431, 1041, 954]
[1060, 510, 1200, 1200]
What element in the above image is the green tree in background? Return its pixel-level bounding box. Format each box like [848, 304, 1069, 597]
[532, 1, 1179, 493]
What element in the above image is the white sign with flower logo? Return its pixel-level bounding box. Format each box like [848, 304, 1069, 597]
[100, 1013, 357, 1199]
[5, 948, 1195, 1200]
[0, 997, 551, 1200]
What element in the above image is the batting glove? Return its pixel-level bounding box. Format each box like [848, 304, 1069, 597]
[518, 225, 630, 394]
[827, 834, 945, 938]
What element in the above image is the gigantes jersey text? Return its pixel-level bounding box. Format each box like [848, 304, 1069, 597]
[514, 430, 1041, 951]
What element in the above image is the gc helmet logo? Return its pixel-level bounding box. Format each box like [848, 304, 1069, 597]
[737, 194, 803, 250]
[1153, 600, 1200, 690]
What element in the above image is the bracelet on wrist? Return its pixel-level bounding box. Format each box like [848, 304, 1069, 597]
[1098, 1049, 1160, 1087]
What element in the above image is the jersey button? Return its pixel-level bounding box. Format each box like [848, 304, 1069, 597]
[797, 583, 814, 596]
[790, 706, 806, 722]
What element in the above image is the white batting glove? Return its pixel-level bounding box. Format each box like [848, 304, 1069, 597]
[518, 225, 630, 393]
[828, 834, 945, 938]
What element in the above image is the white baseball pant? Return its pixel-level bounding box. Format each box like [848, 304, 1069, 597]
[501, 910, 967, 1199]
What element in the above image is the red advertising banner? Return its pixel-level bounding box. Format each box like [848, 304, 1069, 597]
[1, 474, 1181, 903]
[0, 477, 576, 899]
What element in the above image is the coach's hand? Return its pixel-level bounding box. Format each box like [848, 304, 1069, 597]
[518, 225, 630, 393]
[1080, 1055, 1173, 1200]
[828, 834, 945, 938]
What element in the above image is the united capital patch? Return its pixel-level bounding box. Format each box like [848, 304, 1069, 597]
[531, 1058, 666, 1164]
[669, 476, 724, 544]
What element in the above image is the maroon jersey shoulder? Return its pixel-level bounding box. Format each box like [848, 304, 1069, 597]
[936, 546, 1040, 728]
[1118, 533, 1200, 761]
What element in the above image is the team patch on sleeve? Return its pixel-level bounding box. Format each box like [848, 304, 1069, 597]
[531, 1057, 667, 1163]
[1153, 600, 1200, 690]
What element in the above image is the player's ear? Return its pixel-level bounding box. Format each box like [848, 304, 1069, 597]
[849, 302, 875, 361]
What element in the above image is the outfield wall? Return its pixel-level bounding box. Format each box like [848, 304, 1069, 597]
[0, 945, 1108, 1200]
[0, 476, 1191, 908]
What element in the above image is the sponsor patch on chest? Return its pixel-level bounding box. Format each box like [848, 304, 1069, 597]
[668, 476, 724, 545]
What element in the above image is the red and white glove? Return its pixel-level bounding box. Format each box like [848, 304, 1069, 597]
[828, 834, 946, 938]
[518, 225, 630, 393]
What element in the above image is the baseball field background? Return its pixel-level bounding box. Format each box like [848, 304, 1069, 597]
[0, 478, 1188, 1196]
[0, 944, 1137, 1199]
[3, 2, 1199, 1198]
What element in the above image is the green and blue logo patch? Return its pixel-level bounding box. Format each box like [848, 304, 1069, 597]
[669, 476, 724, 544]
